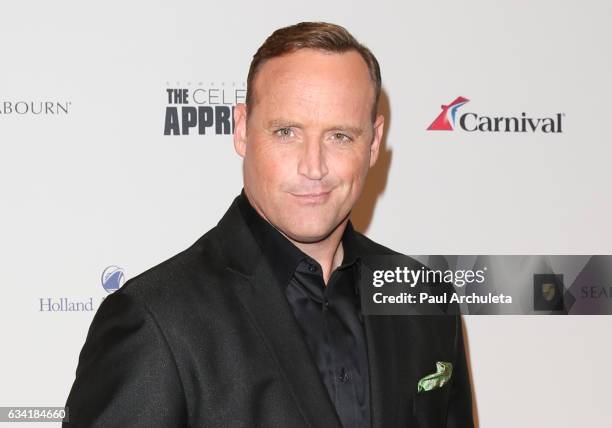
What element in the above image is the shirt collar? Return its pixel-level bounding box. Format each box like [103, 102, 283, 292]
[237, 188, 360, 289]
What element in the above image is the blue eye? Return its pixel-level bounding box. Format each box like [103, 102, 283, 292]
[275, 128, 294, 139]
[331, 132, 352, 143]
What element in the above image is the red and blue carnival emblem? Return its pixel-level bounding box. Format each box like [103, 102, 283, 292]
[427, 96, 470, 131]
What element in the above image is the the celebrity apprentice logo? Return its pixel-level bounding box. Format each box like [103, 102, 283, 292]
[427, 96, 564, 133]
[163, 82, 246, 136]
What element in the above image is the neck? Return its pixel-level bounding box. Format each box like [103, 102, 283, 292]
[287, 218, 348, 285]
[243, 188, 348, 285]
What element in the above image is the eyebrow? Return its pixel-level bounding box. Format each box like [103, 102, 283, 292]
[266, 119, 303, 129]
[329, 125, 365, 137]
[266, 119, 365, 137]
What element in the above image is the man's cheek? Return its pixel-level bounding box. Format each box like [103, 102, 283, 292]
[274, 159, 298, 180]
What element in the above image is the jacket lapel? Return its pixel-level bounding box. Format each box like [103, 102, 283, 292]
[217, 197, 343, 428]
[234, 259, 343, 428]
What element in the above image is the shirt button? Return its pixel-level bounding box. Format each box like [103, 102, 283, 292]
[324, 299, 330, 308]
[307, 263, 317, 272]
[338, 368, 350, 383]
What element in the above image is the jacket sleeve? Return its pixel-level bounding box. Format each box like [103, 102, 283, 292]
[63, 290, 187, 427]
[446, 315, 475, 428]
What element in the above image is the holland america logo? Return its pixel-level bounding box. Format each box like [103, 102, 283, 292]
[101, 265, 126, 293]
[427, 96, 564, 133]
[427, 96, 470, 131]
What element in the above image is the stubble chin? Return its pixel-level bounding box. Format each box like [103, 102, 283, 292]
[280, 208, 348, 244]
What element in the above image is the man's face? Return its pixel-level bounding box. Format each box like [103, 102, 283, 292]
[234, 48, 384, 243]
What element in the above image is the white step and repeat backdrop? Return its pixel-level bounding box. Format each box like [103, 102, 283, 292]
[1, 1, 611, 426]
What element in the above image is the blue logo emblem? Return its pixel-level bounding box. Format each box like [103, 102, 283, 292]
[101, 266, 126, 293]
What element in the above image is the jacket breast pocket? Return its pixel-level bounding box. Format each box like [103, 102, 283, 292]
[412, 381, 451, 428]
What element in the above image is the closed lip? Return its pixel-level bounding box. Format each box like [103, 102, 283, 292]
[291, 191, 330, 197]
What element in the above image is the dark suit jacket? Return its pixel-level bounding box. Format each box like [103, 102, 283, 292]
[64, 195, 474, 427]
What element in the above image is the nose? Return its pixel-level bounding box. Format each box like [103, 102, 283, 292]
[297, 137, 328, 180]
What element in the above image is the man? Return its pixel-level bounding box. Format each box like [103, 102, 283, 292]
[64, 22, 474, 427]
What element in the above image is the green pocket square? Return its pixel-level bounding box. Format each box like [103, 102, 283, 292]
[417, 361, 453, 393]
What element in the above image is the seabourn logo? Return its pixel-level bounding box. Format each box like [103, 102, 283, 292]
[0, 100, 71, 115]
[427, 96, 564, 133]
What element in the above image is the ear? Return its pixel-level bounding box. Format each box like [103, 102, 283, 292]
[233, 103, 247, 158]
[368, 113, 385, 168]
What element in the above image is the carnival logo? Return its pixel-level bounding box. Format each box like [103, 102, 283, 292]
[101, 265, 125, 293]
[427, 96, 564, 133]
[163, 81, 246, 136]
[427, 97, 470, 131]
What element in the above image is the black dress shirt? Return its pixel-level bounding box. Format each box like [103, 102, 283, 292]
[237, 189, 371, 428]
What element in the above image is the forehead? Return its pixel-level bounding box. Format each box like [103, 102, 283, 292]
[249, 49, 374, 124]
